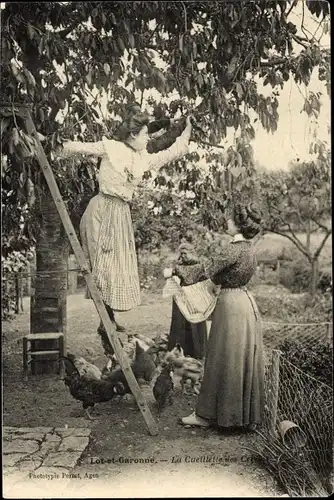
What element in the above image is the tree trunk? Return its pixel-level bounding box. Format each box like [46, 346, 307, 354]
[30, 191, 69, 374]
[306, 221, 311, 251]
[309, 258, 319, 300]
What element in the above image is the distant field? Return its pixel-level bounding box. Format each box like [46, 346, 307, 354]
[136, 231, 332, 274]
[255, 231, 332, 266]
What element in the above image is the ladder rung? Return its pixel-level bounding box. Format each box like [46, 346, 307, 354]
[33, 292, 62, 299]
[29, 350, 61, 356]
[32, 307, 60, 313]
[25, 333, 63, 340]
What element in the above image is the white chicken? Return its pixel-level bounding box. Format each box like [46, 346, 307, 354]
[67, 353, 102, 380]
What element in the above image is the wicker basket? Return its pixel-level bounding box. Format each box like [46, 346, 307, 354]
[163, 277, 220, 323]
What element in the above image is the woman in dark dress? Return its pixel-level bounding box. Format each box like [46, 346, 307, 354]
[173, 203, 264, 430]
[168, 242, 208, 360]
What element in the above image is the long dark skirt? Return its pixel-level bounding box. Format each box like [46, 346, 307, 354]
[168, 299, 208, 359]
[196, 289, 264, 427]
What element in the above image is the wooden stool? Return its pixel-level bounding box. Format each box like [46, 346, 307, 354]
[23, 332, 65, 380]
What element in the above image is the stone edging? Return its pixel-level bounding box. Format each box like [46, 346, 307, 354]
[3, 426, 91, 491]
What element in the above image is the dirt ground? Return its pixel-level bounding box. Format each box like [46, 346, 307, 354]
[2, 292, 283, 498]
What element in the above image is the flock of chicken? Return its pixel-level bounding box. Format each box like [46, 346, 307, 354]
[58, 333, 204, 419]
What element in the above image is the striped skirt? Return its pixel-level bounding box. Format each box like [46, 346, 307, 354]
[79, 193, 141, 311]
[196, 288, 264, 428]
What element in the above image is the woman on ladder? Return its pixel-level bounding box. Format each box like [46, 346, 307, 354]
[60, 106, 193, 355]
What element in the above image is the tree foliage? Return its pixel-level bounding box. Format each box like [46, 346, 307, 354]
[1, 0, 330, 169]
[0, 1, 330, 298]
[257, 138, 331, 296]
[259, 140, 331, 254]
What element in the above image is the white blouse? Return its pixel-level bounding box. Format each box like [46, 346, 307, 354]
[61, 129, 191, 202]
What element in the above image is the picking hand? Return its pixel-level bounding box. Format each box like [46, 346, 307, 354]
[37, 132, 46, 142]
[186, 115, 193, 130]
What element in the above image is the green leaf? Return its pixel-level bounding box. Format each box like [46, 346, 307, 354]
[27, 24, 35, 40]
[179, 34, 184, 52]
[103, 63, 111, 76]
[128, 33, 135, 49]
[117, 37, 125, 52]
[235, 82, 243, 99]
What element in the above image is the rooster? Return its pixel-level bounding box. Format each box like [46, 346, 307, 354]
[153, 362, 174, 411]
[58, 356, 127, 419]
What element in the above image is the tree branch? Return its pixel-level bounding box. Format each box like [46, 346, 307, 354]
[266, 228, 310, 259]
[286, 0, 298, 18]
[58, 21, 80, 39]
[193, 139, 225, 150]
[291, 33, 310, 49]
[311, 217, 330, 233]
[314, 230, 331, 259]
[265, 201, 310, 257]
[260, 57, 289, 68]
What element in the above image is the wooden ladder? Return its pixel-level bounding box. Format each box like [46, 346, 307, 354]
[1, 102, 158, 436]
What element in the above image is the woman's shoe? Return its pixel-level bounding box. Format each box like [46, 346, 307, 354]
[181, 412, 210, 427]
[115, 322, 126, 333]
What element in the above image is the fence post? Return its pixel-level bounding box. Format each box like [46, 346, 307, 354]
[67, 254, 78, 295]
[276, 259, 280, 284]
[26, 262, 32, 297]
[327, 322, 333, 344]
[267, 349, 282, 437]
[15, 275, 20, 314]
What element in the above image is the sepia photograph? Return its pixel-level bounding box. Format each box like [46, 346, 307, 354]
[1, 0, 332, 497]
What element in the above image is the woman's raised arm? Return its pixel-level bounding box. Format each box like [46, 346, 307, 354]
[59, 140, 105, 157]
[143, 116, 192, 172]
[174, 244, 240, 286]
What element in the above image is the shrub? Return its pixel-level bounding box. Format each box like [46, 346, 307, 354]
[2, 249, 33, 321]
[274, 339, 333, 492]
[318, 268, 332, 293]
[252, 285, 304, 320]
[279, 258, 312, 292]
[279, 339, 333, 387]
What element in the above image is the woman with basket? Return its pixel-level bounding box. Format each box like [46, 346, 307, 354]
[173, 202, 265, 431]
[168, 242, 208, 360]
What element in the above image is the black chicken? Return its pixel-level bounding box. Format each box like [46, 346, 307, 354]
[58, 356, 127, 420]
[153, 362, 174, 411]
[131, 341, 157, 384]
[103, 341, 157, 396]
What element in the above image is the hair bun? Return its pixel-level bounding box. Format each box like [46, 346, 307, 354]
[125, 102, 141, 115]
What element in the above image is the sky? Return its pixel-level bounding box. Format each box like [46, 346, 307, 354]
[252, 5, 330, 170]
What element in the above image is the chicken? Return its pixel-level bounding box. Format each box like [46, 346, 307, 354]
[165, 344, 204, 395]
[131, 341, 157, 385]
[152, 332, 169, 351]
[109, 334, 158, 369]
[67, 353, 102, 380]
[58, 356, 127, 419]
[101, 358, 114, 378]
[134, 334, 155, 350]
[145, 333, 169, 367]
[153, 362, 174, 411]
[103, 341, 157, 393]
